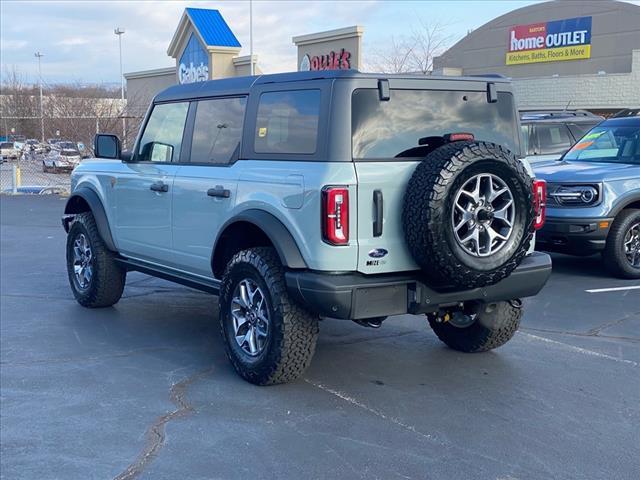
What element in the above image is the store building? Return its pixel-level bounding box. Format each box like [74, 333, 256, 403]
[123, 8, 363, 117]
[124, 8, 260, 115]
[433, 0, 640, 114]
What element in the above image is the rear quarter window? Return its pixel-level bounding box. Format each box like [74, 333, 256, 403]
[254, 90, 321, 155]
[351, 89, 519, 159]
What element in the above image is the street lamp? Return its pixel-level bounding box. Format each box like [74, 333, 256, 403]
[114, 27, 126, 146]
[249, 0, 254, 75]
[34, 52, 44, 142]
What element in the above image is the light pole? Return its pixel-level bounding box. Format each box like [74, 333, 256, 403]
[249, 0, 254, 75]
[34, 52, 44, 142]
[114, 27, 126, 146]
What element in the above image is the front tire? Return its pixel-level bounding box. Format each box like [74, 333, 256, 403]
[219, 247, 319, 385]
[428, 301, 522, 353]
[66, 212, 126, 307]
[603, 209, 640, 279]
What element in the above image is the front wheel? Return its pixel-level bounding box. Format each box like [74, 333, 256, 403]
[428, 301, 522, 353]
[219, 247, 319, 385]
[603, 209, 640, 279]
[66, 212, 126, 307]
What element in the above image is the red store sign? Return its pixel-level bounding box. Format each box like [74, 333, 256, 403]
[300, 49, 351, 71]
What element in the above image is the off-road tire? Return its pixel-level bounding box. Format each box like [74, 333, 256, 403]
[219, 247, 319, 385]
[428, 301, 522, 353]
[66, 212, 126, 307]
[403, 141, 534, 289]
[603, 209, 640, 279]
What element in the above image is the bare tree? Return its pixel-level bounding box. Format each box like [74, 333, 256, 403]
[367, 36, 415, 74]
[408, 18, 453, 74]
[366, 18, 453, 75]
[1, 67, 132, 153]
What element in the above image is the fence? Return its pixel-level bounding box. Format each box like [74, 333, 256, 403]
[1, 115, 143, 195]
[1, 150, 72, 194]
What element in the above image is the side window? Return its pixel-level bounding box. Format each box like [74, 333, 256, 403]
[190, 97, 247, 165]
[254, 90, 321, 154]
[137, 102, 189, 162]
[567, 122, 598, 142]
[535, 124, 573, 155]
[520, 124, 532, 156]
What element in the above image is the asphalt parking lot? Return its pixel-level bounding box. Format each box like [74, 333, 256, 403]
[1, 195, 639, 480]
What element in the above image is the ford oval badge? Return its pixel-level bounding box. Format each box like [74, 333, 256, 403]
[368, 248, 388, 258]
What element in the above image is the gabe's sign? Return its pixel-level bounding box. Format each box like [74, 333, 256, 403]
[506, 16, 592, 65]
[300, 49, 351, 71]
[179, 33, 209, 84]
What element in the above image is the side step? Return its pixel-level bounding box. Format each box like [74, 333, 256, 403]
[115, 258, 220, 295]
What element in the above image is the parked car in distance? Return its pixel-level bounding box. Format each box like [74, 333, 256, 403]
[0, 142, 20, 160]
[43, 144, 82, 173]
[24, 139, 46, 154]
[521, 110, 603, 165]
[62, 70, 551, 385]
[534, 111, 640, 278]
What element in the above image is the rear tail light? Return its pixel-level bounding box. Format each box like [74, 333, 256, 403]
[533, 179, 547, 230]
[322, 186, 349, 245]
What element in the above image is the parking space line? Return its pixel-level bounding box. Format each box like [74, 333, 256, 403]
[304, 379, 442, 444]
[520, 332, 639, 367]
[585, 285, 640, 293]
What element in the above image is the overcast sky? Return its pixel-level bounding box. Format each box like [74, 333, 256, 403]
[0, 0, 636, 85]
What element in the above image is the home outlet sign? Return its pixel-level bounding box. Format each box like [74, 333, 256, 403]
[300, 49, 352, 71]
[179, 33, 210, 84]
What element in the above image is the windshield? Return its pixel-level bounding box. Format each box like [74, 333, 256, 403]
[564, 122, 640, 164]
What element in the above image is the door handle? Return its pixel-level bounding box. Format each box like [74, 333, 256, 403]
[150, 182, 169, 193]
[373, 189, 383, 237]
[207, 187, 231, 198]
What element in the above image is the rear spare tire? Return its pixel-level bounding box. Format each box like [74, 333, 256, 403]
[403, 141, 534, 289]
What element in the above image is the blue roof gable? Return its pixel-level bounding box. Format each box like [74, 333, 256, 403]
[185, 8, 241, 48]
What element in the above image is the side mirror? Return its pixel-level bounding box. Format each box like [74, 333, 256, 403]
[120, 150, 133, 162]
[149, 142, 174, 162]
[94, 134, 121, 159]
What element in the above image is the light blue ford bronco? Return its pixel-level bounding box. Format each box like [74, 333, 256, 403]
[62, 71, 551, 385]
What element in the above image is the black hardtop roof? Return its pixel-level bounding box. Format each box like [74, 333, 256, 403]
[154, 70, 510, 103]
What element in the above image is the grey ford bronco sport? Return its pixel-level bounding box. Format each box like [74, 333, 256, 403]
[62, 71, 552, 385]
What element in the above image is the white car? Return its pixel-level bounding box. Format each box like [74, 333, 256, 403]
[43, 148, 82, 173]
[0, 142, 20, 160]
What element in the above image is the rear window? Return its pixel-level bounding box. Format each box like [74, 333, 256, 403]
[254, 90, 320, 155]
[1, 143, 14, 148]
[535, 124, 573, 155]
[351, 89, 519, 159]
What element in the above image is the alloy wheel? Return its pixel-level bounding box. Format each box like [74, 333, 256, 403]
[72, 233, 93, 290]
[624, 221, 640, 268]
[452, 173, 515, 257]
[230, 279, 270, 357]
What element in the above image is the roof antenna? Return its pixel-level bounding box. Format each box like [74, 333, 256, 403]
[564, 100, 571, 111]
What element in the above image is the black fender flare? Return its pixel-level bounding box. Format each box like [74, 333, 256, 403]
[63, 187, 117, 252]
[610, 194, 640, 217]
[213, 210, 307, 269]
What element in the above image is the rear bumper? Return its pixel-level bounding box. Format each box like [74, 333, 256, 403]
[285, 252, 552, 320]
[536, 216, 612, 255]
